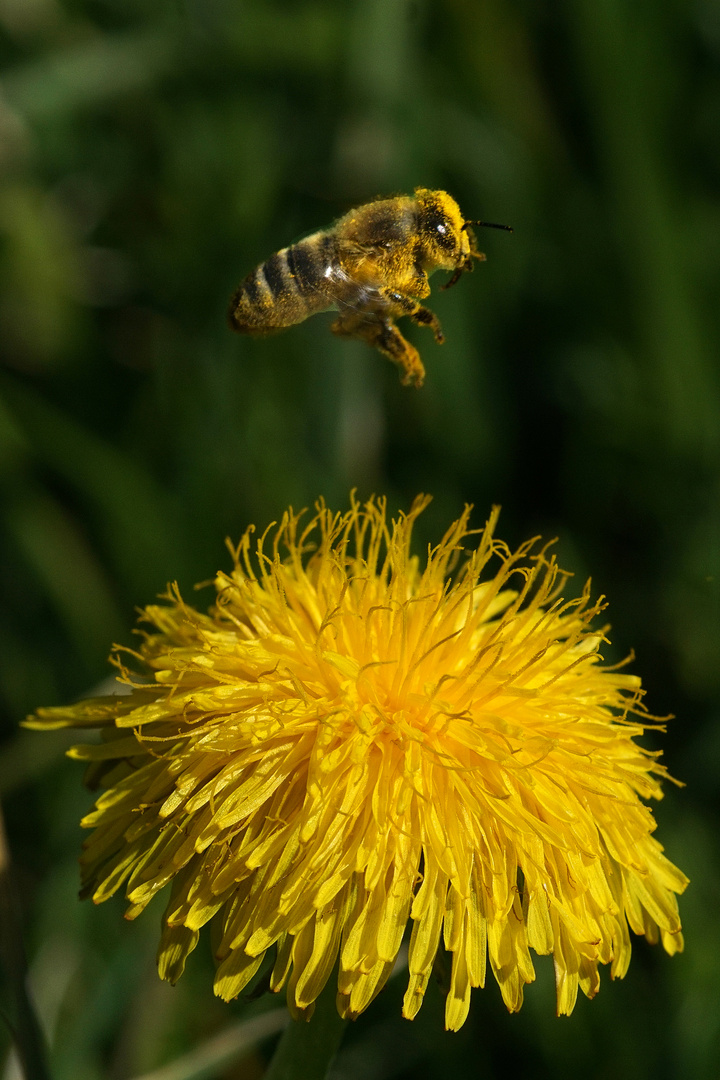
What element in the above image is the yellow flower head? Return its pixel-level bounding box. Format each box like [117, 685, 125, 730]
[27, 496, 687, 1030]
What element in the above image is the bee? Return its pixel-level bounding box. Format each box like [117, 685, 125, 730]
[228, 188, 511, 387]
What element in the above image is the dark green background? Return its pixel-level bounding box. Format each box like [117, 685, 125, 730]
[1, 1, 718, 1077]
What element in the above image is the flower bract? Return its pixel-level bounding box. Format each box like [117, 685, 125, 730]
[27, 496, 687, 1030]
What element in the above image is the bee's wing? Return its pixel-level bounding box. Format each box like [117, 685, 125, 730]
[335, 235, 381, 258]
[334, 234, 400, 280]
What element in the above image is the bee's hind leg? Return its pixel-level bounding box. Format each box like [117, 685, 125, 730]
[331, 312, 425, 388]
[380, 289, 445, 345]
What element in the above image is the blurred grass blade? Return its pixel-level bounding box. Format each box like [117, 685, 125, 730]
[264, 980, 347, 1080]
[566, 0, 720, 454]
[4, 490, 125, 672]
[0, 730, 77, 799]
[2, 32, 174, 120]
[128, 1009, 289, 1080]
[0, 804, 52, 1080]
[1, 376, 188, 595]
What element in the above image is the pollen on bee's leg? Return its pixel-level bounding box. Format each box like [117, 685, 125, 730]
[409, 305, 444, 346]
[397, 344, 425, 388]
[374, 322, 425, 388]
[333, 311, 426, 388]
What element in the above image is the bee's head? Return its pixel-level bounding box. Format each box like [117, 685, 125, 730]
[414, 187, 512, 290]
[414, 188, 468, 270]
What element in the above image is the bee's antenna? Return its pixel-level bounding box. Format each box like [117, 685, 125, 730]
[463, 220, 513, 233]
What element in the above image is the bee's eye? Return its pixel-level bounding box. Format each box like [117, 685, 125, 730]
[427, 216, 455, 250]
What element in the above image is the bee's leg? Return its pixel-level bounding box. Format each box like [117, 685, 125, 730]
[411, 268, 431, 298]
[331, 312, 425, 388]
[380, 289, 445, 344]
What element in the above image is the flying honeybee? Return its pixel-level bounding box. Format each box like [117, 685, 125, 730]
[228, 188, 511, 387]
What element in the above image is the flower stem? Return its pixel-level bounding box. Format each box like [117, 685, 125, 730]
[0, 802, 52, 1080]
[264, 982, 348, 1080]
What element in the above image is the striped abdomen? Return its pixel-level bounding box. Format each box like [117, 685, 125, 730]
[228, 231, 337, 334]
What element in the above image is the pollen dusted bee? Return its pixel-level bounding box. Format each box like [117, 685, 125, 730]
[228, 188, 511, 387]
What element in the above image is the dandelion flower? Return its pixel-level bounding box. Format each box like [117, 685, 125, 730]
[27, 496, 687, 1030]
